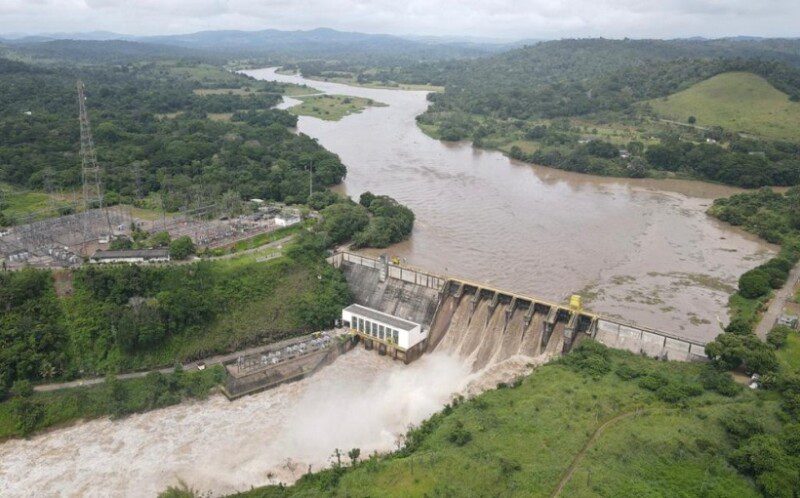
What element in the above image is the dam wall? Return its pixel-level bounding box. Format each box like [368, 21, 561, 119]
[329, 252, 443, 326]
[329, 251, 708, 364]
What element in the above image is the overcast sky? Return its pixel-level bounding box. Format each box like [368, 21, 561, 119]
[1, 0, 799, 40]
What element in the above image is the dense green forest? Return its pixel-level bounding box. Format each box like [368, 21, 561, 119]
[310, 190, 415, 248]
[0, 240, 351, 396]
[292, 38, 800, 188]
[0, 54, 345, 219]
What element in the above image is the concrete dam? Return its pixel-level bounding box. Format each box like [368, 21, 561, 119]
[330, 252, 708, 368]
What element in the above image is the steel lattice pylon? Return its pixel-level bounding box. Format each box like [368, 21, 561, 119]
[77, 80, 112, 245]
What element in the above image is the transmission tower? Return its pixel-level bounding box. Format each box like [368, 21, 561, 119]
[77, 80, 113, 245]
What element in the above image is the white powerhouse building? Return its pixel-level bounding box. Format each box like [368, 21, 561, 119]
[341, 304, 427, 362]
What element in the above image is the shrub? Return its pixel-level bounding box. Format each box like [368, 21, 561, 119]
[721, 411, 765, 441]
[729, 434, 784, 475]
[499, 457, 522, 476]
[638, 372, 667, 392]
[699, 366, 741, 397]
[615, 363, 647, 380]
[780, 423, 800, 456]
[169, 236, 196, 260]
[738, 269, 772, 298]
[10, 379, 34, 398]
[148, 231, 171, 248]
[655, 379, 703, 403]
[767, 325, 792, 349]
[759, 265, 789, 289]
[725, 318, 753, 336]
[447, 421, 472, 446]
[12, 398, 45, 436]
[756, 466, 800, 498]
[563, 340, 611, 378]
[109, 236, 133, 250]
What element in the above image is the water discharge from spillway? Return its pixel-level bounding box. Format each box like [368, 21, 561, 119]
[0, 349, 473, 497]
[430, 292, 561, 373]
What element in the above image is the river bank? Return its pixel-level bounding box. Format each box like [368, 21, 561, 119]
[246, 67, 774, 343]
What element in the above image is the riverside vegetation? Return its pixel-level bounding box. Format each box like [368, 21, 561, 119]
[287, 39, 800, 189]
[708, 187, 800, 326]
[154, 338, 798, 498]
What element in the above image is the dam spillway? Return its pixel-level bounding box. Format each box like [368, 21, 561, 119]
[330, 251, 708, 368]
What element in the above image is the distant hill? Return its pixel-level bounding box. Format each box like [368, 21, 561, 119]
[2, 27, 499, 64]
[647, 71, 800, 142]
[7, 39, 223, 64]
[139, 27, 497, 60]
[411, 38, 800, 120]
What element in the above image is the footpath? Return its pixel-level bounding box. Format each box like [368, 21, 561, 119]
[755, 262, 800, 340]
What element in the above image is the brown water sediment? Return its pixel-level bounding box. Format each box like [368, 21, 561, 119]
[246, 67, 776, 342]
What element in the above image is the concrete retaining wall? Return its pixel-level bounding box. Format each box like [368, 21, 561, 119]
[594, 319, 707, 362]
[329, 252, 447, 291]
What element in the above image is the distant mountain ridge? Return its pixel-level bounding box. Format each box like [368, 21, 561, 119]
[2, 27, 503, 61]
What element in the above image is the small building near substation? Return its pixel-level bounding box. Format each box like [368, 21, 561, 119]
[90, 248, 170, 264]
[342, 303, 427, 363]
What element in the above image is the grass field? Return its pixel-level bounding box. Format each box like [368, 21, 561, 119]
[232, 346, 771, 497]
[288, 94, 387, 121]
[777, 329, 800, 372]
[0, 182, 73, 223]
[206, 221, 307, 257]
[647, 72, 800, 142]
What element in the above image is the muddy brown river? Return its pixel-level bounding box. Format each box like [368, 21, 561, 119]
[0, 68, 776, 498]
[249, 67, 773, 343]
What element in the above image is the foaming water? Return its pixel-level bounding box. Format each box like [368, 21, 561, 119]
[245, 67, 775, 342]
[0, 349, 471, 497]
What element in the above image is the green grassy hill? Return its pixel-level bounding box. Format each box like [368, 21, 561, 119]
[229, 344, 791, 498]
[647, 72, 800, 142]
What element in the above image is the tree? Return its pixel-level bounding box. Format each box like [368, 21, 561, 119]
[320, 202, 369, 245]
[627, 141, 645, 156]
[627, 157, 648, 178]
[348, 448, 361, 466]
[10, 379, 34, 398]
[738, 269, 772, 298]
[107, 375, 130, 418]
[109, 236, 133, 250]
[767, 325, 792, 349]
[687, 116, 697, 125]
[705, 333, 779, 374]
[12, 398, 44, 436]
[169, 236, 195, 260]
[359, 191, 376, 208]
[149, 231, 171, 249]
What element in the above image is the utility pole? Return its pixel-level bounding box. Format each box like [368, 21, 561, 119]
[307, 161, 314, 198]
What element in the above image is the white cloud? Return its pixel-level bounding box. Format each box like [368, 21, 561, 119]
[0, 0, 798, 39]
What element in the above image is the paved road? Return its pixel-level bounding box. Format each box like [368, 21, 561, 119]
[34, 331, 320, 392]
[755, 262, 800, 340]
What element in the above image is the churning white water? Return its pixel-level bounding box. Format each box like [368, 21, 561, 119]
[0, 349, 476, 497]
